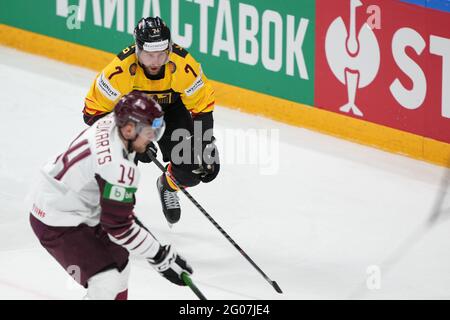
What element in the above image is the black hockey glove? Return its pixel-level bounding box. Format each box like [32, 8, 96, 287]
[148, 245, 193, 286]
[134, 142, 158, 164]
[192, 137, 220, 183]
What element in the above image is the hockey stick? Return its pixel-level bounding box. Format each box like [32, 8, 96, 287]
[379, 161, 450, 270]
[147, 151, 283, 294]
[182, 272, 207, 300]
[348, 161, 450, 298]
[427, 161, 450, 225]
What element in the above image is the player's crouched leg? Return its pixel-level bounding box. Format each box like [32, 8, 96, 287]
[167, 139, 220, 188]
[156, 163, 201, 225]
[85, 263, 130, 300]
[168, 162, 202, 188]
[29, 214, 130, 300]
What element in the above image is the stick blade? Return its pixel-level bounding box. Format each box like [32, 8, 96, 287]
[272, 281, 283, 294]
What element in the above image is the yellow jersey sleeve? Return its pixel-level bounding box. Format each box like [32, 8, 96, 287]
[172, 51, 215, 115]
[84, 49, 135, 116]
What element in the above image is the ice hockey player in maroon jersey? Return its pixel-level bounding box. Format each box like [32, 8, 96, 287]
[29, 92, 192, 299]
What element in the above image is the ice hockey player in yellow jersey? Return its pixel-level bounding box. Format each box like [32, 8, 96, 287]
[83, 17, 220, 226]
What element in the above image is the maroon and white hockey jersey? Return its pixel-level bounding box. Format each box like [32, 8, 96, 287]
[30, 114, 160, 259]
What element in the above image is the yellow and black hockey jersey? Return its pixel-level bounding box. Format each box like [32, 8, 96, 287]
[83, 44, 215, 124]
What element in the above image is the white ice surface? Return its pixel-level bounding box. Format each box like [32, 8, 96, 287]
[0, 45, 449, 300]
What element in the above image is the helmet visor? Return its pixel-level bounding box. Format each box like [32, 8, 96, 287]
[136, 47, 169, 67]
[136, 116, 166, 142]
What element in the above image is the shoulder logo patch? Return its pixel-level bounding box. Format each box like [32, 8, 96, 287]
[185, 74, 204, 96]
[168, 61, 177, 74]
[96, 73, 120, 101]
[129, 63, 137, 76]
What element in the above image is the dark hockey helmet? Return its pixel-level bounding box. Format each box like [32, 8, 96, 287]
[134, 17, 172, 52]
[114, 91, 165, 141]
